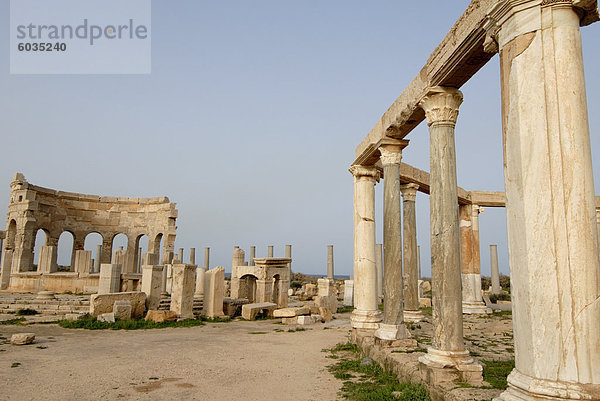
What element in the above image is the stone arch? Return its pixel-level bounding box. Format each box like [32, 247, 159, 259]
[239, 274, 258, 303]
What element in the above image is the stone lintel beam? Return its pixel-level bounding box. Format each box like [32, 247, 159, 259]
[355, 0, 598, 160]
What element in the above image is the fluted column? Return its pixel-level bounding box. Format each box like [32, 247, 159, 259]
[491, 2, 600, 399]
[460, 204, 489, 314]
[401, 183, 423, 322]
[418, 86, 481, 380]
[375, 142, 409, 340]
[349, 165, 382, 330]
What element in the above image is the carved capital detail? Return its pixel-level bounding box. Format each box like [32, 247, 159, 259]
[378, 146, 403, 167]
[419, 87, 463, 126]
[400, 183, 419, 202]
[349, 165, 380, 181]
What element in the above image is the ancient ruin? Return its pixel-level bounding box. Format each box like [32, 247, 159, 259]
[0, 173, 177, 293]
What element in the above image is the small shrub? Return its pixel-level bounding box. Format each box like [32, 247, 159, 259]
[482, 359, 514, 389]
[0, 318, 26, 325]
[58, 315, 204, 330]
[290, 281, 302, 289]
[16, 308, 39, 316]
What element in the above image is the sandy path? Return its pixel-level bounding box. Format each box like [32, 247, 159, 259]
[0, 317, 350, 401]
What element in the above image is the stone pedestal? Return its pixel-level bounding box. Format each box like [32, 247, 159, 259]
[492, 2, 600, 399]
[343, 280, 354, 307]
[327, 245, 334, 279]
[73, 250, 93, 275]
[170, 264, 196, 319]
[349, 165, 382, 330]
[141, 265, 163, 310]
[401, 183, 424, 322]
[203, 266, 225, 318]
[98, 264, 122, 294]
[375, 141, 409, 342]
[38, 246, 58, 273]
[418, 86, 481, 383]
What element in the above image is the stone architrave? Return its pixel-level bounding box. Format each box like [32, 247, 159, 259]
[327, 245, 334, 279]
[418, 87, 481, 382]
[141, 265, 163, 310]
[374, 141, 410, 341]
[170, 263, 196, 319]
[375, 243, 383, 300]
[202, 266, 225, 318]
[491, 2, 600, 399]
[460, 204, 490, 314]
[73, 250, 93, 275]
[401, 183, 424, 322]
[489, 245, 501, 295]
[38, 246, 58, 273]
[349, 165, 382, 330]
[343, 280, 354, 307]
[98, 264, 122, 294]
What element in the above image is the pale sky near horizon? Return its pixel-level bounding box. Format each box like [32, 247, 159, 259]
[0, 1, 598, 278]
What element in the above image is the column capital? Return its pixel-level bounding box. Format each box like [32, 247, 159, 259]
[400, 183, 419, 202]
[349, 165, 380, 181]
[419, 86, 463, 126]
[377, 139, 409, 167]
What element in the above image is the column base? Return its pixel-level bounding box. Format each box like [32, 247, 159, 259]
[419, 348, 483, 386]
[374, 323, 410, 340]
[462, 301, 492, 314]
[351, 309, 382, 330]
[404, 309, 425, 322]
[494, 369, 600, 401]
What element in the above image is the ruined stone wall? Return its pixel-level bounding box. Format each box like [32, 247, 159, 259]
[0, 173, 177, 291]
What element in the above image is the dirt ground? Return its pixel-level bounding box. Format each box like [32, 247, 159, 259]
[0, 317, 351, 401]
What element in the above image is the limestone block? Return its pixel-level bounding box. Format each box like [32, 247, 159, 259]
[145, 310, 177, 323]
[241, 302, 277, 320]
[170, 264, 196, 319]
[343, 280, 354, 306]
[38, 246, 58, 273]
[304, 284, 318, 298]
[36, 291, 56, 300]
[297, 315, 317, 325]
[113, 300, 132, 320]
[89, 292, 146, 318]
[73, 250, 93, 275]
[319, 307, 333, 322]
[317, 278, 336, 297]
[419, 298, 432, 308]
[315, 295, 337, 313]
[273, 307, 309, 318]
[287, 288, 294, 296]
[141, 265, 163, 310]
[98, 312, 115, 323]
[98, 264, 122, 294]
[202, 266, 225, 318]
[10, 333, 35, 345]
[281, 317, 298, 325]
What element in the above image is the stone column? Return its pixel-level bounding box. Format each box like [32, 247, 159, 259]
[178, 248, 184, 263]
[401, 183, 423, 322]
[349, 165, 382, 330]
[375, 243, 383, 301]
[93, 244, 102, 273]
[137, 247, 142, 273]
[170, 264, 196, 319]
[491, 2, 600, 398]
[189, 248, 195, 265]
[417, 245, 421, 279]
[375, 142, 411, 341]
[597, 209, 600, 248]
[194, 266, 206, 297]
[285, 244, 292, 274]
[249, 246, 255, 266]
[460, 204, 489, 314]
[204, 247, 210, 269]
[327, 245, 334, 279]
[141, 265, 163, 310]
[98, 264, 121, 294]
[268, 246, 274, 258]
[489, 245, 501, 295]
[418, 87, 481, 381]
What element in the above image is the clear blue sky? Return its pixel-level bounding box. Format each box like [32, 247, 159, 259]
[1, 1, 598, 277]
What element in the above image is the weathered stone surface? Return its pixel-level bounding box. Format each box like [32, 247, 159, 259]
[97, 312, 115, 323]
[319, 307, 333, 322]
[89, 292, 146, 318]
[401, 183, 420, 315]
[203, 266, 225, 318]
[98, 264, 122, 295]
[10, 333, 35, 345]
[304, 284, 318, 299]
[343, 280, 354, 306]
[317, 278, 336, 297]
[281, 317, 298, 325]
[170, 264, 196, 319]
[241, 302, 277, 321]
[327, 245, 334, 279]
[141, 265, 163, 310]
[489, 245, 501, 295]
[145, 310, 177, 323]
[113, 300, 132, 320]
[273, 307, 309, 318]
[36, 291, 55, 300]
[315, 295, 337, 314]
[297, 315, 317, 325]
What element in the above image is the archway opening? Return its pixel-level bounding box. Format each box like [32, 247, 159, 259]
[57, 231, 74, 271]
[135, 234, 149, 272]
[84, 232, 104, 273]
[239, 274, 258, 303]
[153, 233, 164, 263]
[32, 229, 48, 271]
[111, 233, 128, 265]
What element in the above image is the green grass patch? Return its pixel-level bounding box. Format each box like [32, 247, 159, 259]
[325, 342, 431, 401]
[58, 315, 204, 330]
[248, 331, 268, 335]
[16, 308, 39, 316]
[482, 359, 514, 389]
[420, 307, 432, 317]
[200, 316, 231, 323]
[337, 305, 354, 314]
[0, 317, 26, 325]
